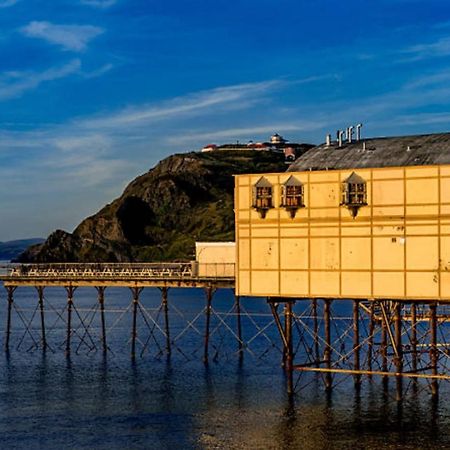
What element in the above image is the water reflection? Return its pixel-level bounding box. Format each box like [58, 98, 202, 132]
[0, 286, 449, 448]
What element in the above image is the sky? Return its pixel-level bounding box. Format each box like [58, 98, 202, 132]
[2, 0, 450, 240]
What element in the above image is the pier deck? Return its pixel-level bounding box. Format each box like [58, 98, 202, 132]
[0, 262, 235, 288]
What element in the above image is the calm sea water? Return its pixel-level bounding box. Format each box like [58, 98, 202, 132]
[0, 277, 449, 449]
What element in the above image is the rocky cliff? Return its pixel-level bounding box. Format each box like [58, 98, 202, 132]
[19, 149, 310, 262]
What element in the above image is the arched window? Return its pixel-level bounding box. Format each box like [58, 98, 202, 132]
[252, 177, 273, 218]
[281, 175, 304, 218]
[341, 172, 367, 217]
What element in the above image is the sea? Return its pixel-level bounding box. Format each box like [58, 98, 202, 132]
[0, 261, 449, 449]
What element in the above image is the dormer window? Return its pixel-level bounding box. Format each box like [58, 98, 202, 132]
[281, 175, 304, 218]
[341, 172, 367, 218]
[252, 177, 273, 218]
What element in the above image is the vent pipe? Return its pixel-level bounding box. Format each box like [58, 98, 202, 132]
[348, 126, 354, 143]
[356, 123, 363, 141]
[326, 134, 331, 147]
[338, 130, 344, 147]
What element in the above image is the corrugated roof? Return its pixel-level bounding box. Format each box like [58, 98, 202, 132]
[288, 132, 450, 172]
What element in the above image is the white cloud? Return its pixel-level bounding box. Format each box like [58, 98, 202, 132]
[167, 123, 324, 145]
[80, 80, 283, 129]
[81, 63, 114, 79]
[80, 0, 117, 7]
[20, 21, 104, 52]
[0, 59, 81, 100]
[402, 37, 450, 61]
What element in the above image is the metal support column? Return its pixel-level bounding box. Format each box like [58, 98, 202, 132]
[4, 286, 16, 352]
[235, 294, 243, 359]
[367, 302, 375, 379]
[394, 301, 403, 401]
[430, 302, 438, 397]
[353, 299, 361, 387]
[312, 299, 319, 366]
[324, 299, 332, 391]
[285, 300, 294, 395]
[131, 287, 140, 359]
[203, 286, 213, 364]
[380, 306, 388, 386]
[411, 303, 418, 377]
[97, 287, 107, 355]
[161, 287, 171, 355]
[66, 286, 75, 357]
[37, 286, 47, 351]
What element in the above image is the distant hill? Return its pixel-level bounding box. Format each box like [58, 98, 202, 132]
[0, 238, 45, 261]
[18, 148, 312, 263]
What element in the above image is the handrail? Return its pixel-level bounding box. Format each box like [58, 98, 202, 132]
[0, 262, 235, 279]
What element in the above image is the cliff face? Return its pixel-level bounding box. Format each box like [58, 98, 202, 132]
[19, 149, 309, 262]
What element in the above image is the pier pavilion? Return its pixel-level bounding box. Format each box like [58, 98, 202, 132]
[234, 131, 450, 397]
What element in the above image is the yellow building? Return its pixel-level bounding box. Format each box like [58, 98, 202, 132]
[234, 132, 450, 301]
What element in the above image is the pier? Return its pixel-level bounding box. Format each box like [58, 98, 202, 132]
[2, 263, 450, 400]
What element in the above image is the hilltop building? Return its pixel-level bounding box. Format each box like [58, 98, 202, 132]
[201, 133, 310, 164]
[234, 129, 450, 301]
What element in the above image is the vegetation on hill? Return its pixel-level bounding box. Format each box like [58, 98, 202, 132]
[18, 149, 311, 263]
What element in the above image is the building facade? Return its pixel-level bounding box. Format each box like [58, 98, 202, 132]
[234, 132, 450, 301]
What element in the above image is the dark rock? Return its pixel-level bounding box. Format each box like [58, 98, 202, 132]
[18, 148, 312, 262]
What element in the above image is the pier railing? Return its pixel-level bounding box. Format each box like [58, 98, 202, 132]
[0, 262, 235, 280]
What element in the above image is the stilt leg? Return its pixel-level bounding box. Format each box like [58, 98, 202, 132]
[430, 302, 438, 397]
[161, 287, 171, 356]
[353, 299, 361, 387]
[203, 286, 213, 364]
[324, 299, 332, 391]
[367, 302, 375, 380]
[312, 299, 319, 367]
[37, 286, 47, 351]
[97, 287, 107, 355]
[394, 301, 403, 401]
[4, 286, 16, 352]
[285, 300, 294, 396]
[66, 286, 75, 357]
[411, 302, 418, 389]
[381, 304, 388, 387]
[131, 287, 140, 360]
[235, 293, 243, 359]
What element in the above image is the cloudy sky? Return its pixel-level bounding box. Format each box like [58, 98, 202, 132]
[2, 0, 450, 240]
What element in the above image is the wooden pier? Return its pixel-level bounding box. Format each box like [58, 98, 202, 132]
[2, 263, 450, 400]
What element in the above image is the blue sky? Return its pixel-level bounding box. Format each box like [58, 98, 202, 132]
[2, 0, 450, 240]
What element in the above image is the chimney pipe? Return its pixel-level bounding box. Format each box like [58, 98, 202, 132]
[326, 134, 331, 147]
[356, 123, 363, 141]
[338, 130, 344, 147]
[348, 126, 354, 143]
